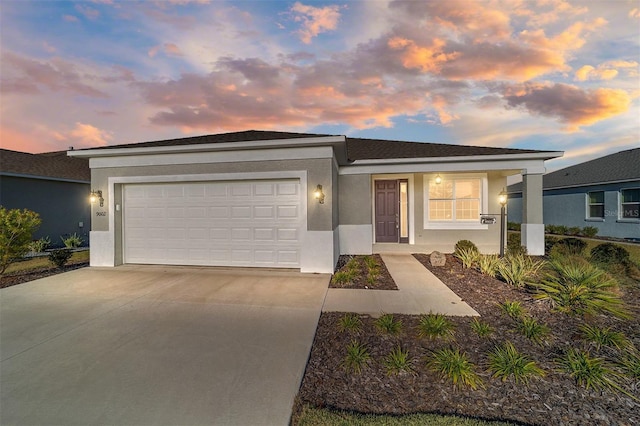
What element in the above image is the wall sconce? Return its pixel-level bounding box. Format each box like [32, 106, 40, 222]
[313, 184, 325, 204]
[498, 189, 508, 207]
[435, 174, 442, 184]
[90, 190, 104, 207]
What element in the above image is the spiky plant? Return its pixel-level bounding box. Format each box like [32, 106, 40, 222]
[496, 254, 545, 288]
[455, 247, 479, 269]
[342, 340, 371, 374]
[338, 312, 363, 333]
[487, 341, 546, 384]
[427, 347, 484, 390]
[470, 318, 493, 337]
[580, 324, 628, 351]
[383, 346, 414, 376]
[477, 254, 501, 278]
[374, 313, 403, 336]
[516, 316, 550, 345]
[417, 312, 456, 340]
[499, 300, 525, 319]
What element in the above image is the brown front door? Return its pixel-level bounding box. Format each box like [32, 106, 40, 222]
[375, 180, 399, 243]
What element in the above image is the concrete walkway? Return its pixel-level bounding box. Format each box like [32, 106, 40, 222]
[323, 253, 479, 316]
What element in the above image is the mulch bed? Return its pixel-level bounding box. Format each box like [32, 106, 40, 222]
[297, 254, 640, 426]
[0, 262, 89, 289]
[330, 254, 398, 290]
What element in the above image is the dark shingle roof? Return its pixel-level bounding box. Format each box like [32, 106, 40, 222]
[0, 149, 90, 182]
[75, 129, 554, 160]
[508, 147, 640, 192]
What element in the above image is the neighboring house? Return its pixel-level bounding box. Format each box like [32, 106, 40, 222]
[68, 130, 561, 273]
[508, 148, 640, 241]
[0, 149, 91, 246]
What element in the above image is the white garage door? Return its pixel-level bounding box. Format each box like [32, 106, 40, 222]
[123, 180, 302, 268]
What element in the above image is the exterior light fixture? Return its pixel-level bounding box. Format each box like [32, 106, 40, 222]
[498, 188, 508, 257]
[90, 190, 104, 207]
[313, 184, 325, 204]
[435, 174, 442, 184]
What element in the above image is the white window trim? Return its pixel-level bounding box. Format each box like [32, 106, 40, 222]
[423, 173, 488, 230]
[618, 187, 640, 222]
[585, 191, 605, 221]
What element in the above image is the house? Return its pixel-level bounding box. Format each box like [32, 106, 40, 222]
[508, 148, 640, 241]
[0, 149, 91, 245]
[67, 130, 562, 273]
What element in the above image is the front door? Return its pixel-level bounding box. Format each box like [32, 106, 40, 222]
[375, 180, 399, 243]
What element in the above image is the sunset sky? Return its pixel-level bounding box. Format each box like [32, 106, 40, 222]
[1, 0, 638, 171]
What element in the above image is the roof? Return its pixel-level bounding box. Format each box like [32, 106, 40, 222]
[508, 147, 640, 193]
[69, 129, 557, 161]
[0, 149, 90, 182]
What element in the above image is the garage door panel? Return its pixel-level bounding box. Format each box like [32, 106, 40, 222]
[124, 180, 302, 268]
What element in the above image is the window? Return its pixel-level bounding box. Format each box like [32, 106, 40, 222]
[427, 178, 481, 222]
[587, 191, 604, 219]
[620, 188, 640, 219]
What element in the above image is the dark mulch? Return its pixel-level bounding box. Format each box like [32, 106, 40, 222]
[297, 254, 640, 426]
[0, 262, 89, 289]
[330, 254, 398, 290]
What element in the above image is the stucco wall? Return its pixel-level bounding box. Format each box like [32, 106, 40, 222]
[0, 176, 90, 246]
[338, 174, 371, 225]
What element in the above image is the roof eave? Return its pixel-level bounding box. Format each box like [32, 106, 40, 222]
[349, 151, 564, 165]
[67, 135, 347, 158]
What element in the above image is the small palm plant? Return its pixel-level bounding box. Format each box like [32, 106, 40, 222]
[455, 247, 479, 269]
[516, 316, 550, 345]
[383, 346, 414, 376]
[417, 312, 456, 340]
[374, 313, 402, 336]
[470, 318, 493, 337]
[496, 254, 545, 288]
[487, 341, 546, 384]
[338, 313, 363, 334]
[477, 254, 501, 278]
[342, 340, 371, 374]
[580, 324, 628, 351]
[427, 347, 484, 390]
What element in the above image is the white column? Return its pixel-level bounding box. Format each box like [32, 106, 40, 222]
[521, 171, 545, 255]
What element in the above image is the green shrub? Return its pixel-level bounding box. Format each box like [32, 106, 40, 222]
[552, 237, 587, 257]
[579, 324, 628, 351]
[454, 240, 479, 256]
[487, 341, 546, 384]
[417, 312, 456, 340]
[506, 233, 527, 257]
[363, 255, 379, 270]
[516, 316, 550, 345]
[555, 348, 620, 391]
[581, 226, 599, 238]
[48, 248, 73, 269]
[477, 254, 501, 278]
[28, 236, 51, 253]
[590, 243, 630, 267]
[342, 340, 371, 374]
[499, 300, 525, 319]
[555, 225, 569, 235]
[427, 347, 484, 390]
[534, 258, 629, 319]
[338, 313, 363, 333]
[620, 351, 640, 379]
[497, 255, 545, 288]
[331, 269, 356, 286]
[545, 236, 560, 255]
[455, 247, 479, 269]
[374, 313, 403, 335]
[567, 226, 582, 236]
[0, 207, 42, 275]
[383, 346, 414, 376]
[470, 318, 493, 337]
[507, 222, 521, 231]
[61, 232, 83, 248]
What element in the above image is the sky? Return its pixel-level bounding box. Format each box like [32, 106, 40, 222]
[1, 0, 639, 172]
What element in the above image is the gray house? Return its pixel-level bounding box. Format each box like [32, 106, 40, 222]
[68, 130, 561, 273]
[508, 147, 640, 241]
[0, 149, 91, 246]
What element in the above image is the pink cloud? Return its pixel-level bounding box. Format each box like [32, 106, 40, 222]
[290, 2, 343, 44]
[63, 15, 79, 22]
[75, 4, 100, 20]
[68, 122, 113, 147]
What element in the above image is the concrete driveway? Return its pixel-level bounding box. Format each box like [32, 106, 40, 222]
[0, 266, 329, 426]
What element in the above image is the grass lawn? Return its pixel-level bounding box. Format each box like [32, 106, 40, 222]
[4, 250, 89, 274]
[295, 405, 515, 426]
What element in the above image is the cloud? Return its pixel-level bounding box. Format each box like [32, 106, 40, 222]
[503, 82, 632, 130]
[69, 122, 113, 147]
[574, 60, 639, 81]
[75, 4, 100, 20]
[148, 42, 184, 58]
[630, 8, 640, 19]
[290, 2, 343, 44]
[63, 15, 78, 22]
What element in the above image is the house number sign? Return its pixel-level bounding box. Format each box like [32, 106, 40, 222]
[96, 211, 107, 216]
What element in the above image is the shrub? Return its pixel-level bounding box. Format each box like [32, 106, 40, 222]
[455, 247, 479, 269]
[0, 207, 42, 275]
[487, 341, 546, 384]
[579, 324, 628, 351]
[48, 248, 73, 269]
[338, 313, 363, 334]
[534, 258, 630, 319]
[477, 254, 501, 278]
[567, 226, 582, 236]
[470, 318, 493, 337]
[507, 222, 521, 231]
[516, 316, 550, 345]
[28, 236, 51, 253]
[590, 243, 630, 267]
[363, 255, 379, 271]
[506, 233, 527, 257]
[332, 269, 356, 286]
[342, 340, 371, 374]
[545, 236, 560, 255]
[427, 347, 484, 390]
[499, 300, 525, 319]
[61, 232, 83, 249]
[454, 240, 478, 256]
[374, 313, 402, 335]
[383, 346, 414, 376]
[497, 255, 545, 288]
[555, 348, 620, 392]
[620, 351, 640, 379]
[552, 237, 587, 257]
[555, 225, 569, 235]
[581, 226, 599, 238]
[417, 312, 456, 340]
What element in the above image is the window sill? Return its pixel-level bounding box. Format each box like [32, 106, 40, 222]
[585, 218, 605, 222]
[424, 222, 489, 230]
[616, 219, 640, 224]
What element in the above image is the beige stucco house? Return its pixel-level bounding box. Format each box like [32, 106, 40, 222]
[68, 130, 562, 273]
